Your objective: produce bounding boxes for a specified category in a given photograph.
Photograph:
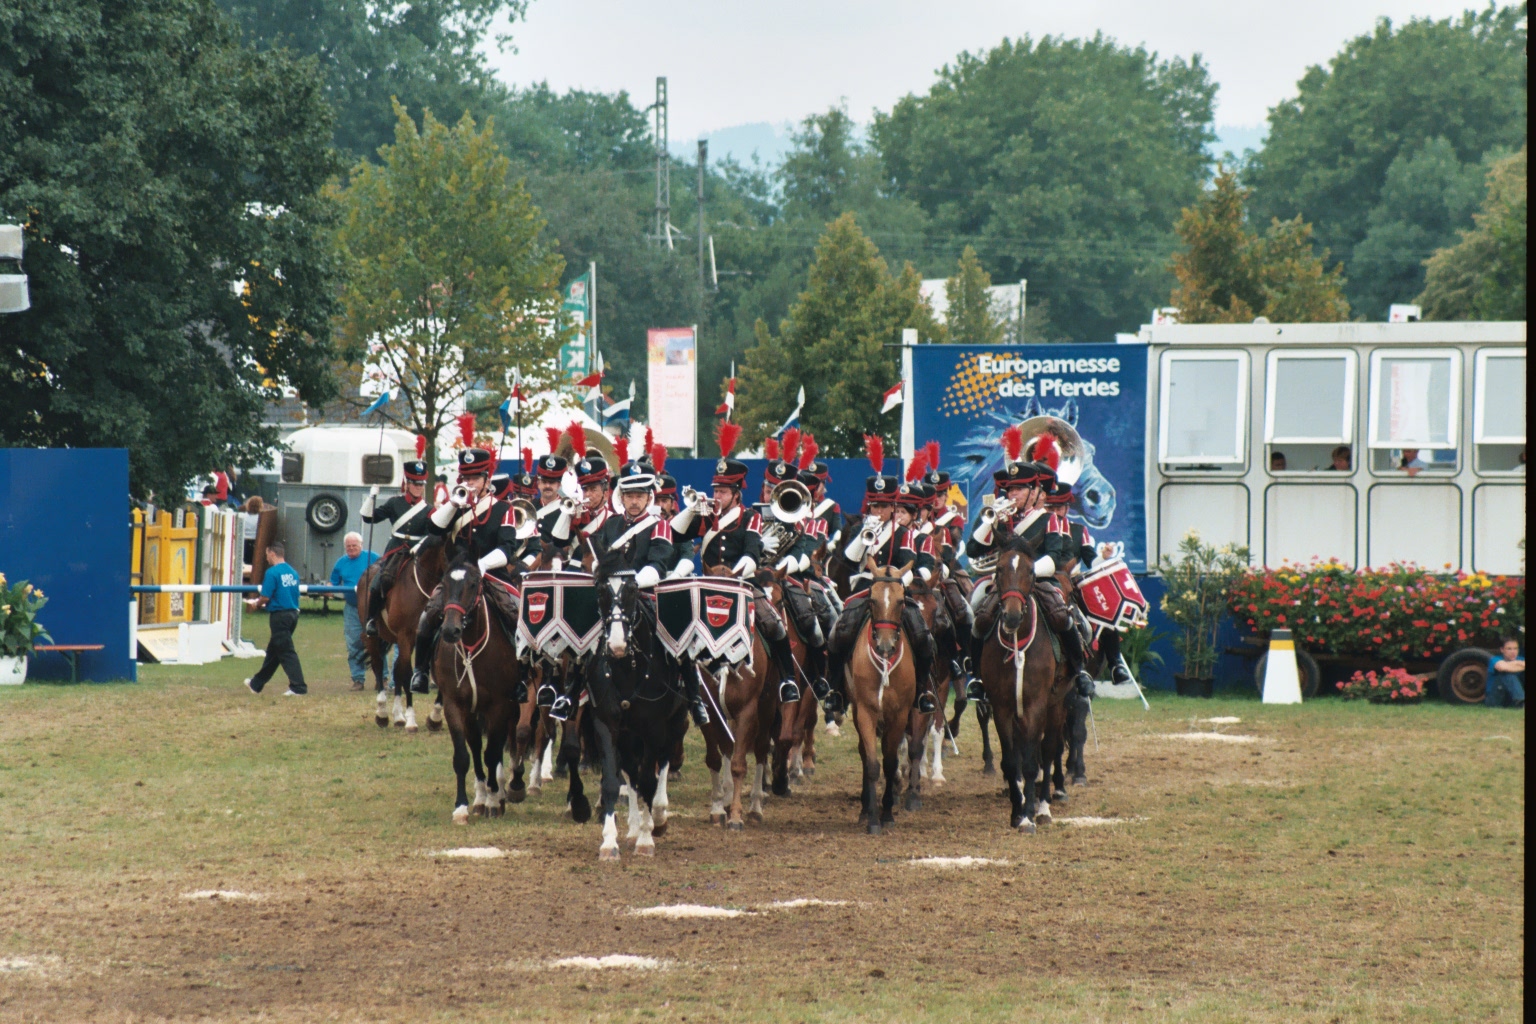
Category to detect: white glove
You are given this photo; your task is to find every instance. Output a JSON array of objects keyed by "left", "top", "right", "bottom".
[
  {"left": 796, "top": 554, "right": 811, "bottom": 574},
  {"left": 667, "top": 560, "right": 696, "bottom": 579},
  {"left": 1033, "top": 555, "right": 1056, "bottom": 578},
  {"left": 972, "top": 517, "right": 995, "bottom": 546},
  {"left": 430, "top": 502, "right": 457, "bottom": 528},
  {"left": 670, "top": 507, "right": 697, "bottom": 532},
  {"left": 477, "top": 549, "right": 508, "bottom": 574},
  {"left": 775, "top": 556, "right": 796, "bottom": 572},
  {"left": 369, "top": 484, "right": 380, "bottom": 496},
  {"left": 552, "top": 507, "right": 573, "bottom": 541},
  {"left": 761, "top": 531, "right": 781, "bottom": 555},
  {"left": 635, "top": 565, "right": 660, "bottom": 589},
  {"left": 522, "top": 552, "right": 539, "bottom": 567},
  {"left": 732, "top": 556, "right": 757, "bottom": 577},
  {"left": 360, "top": 491, "right": 378, "bottom": 517},
  {"left": 918, "top": 567, "right": 932, "bottom": 582},
  {"left": 900, "top": 570, "right": 914, "bottom": 587}
]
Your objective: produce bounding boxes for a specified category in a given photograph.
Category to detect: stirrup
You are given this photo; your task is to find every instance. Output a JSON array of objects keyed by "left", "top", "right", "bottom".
[
  {"left": 966, "top": 678, "right": 987, "bottom": 702},
  {"left": 535, "top": 682, "right": 558, "bottom": 707},
  {"left": 916, "top": 690, "right": 937, "bottom": 714},
  {"left": 514, "top": 680, "right": 528, "bottom": 704},
  {"left": 364, "top": 617, "right": 379, "bottom": 638},
  {"left": 778, "top": 678, "right": 801, "bottom": 704},
  {"left": 549, "top": 695, "right": 573, "bottom": 722},
  {"left": 823, "top": 690, "right": 846, "bottom": 715},
  {"left": 409, "top": 669, "right": 431, "bottom": 695},
  {"left": 809, "top": 676, "right": 832, "bottom": 702}
]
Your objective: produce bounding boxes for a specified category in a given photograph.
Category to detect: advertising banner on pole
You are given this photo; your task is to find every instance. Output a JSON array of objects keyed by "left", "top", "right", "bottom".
[
  {"left": 647, "top": 327, "right": 697, "bottom": 449},
  {"left": 910, "top": 344, "right": 1149, "bottom": 572},
  {"left": 559, "top": 273, "right": 591, "bottom": 379}
]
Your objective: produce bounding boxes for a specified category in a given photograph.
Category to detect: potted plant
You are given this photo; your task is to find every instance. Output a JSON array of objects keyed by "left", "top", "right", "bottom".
[
  {"left": 0, "top": 574, "right": 51, "bottom": 685},
  {"left": 1157, "top": 531, "right": 1249, "bottom": 697}
]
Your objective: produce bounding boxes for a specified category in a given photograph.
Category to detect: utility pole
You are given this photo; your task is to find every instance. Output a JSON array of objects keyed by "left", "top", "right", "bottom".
[
  {"left": 652, "top": 77, "right": 672, "bottom": 249},
  {"left": 697, "top": 139, "right": 707, "bottom": 296}
]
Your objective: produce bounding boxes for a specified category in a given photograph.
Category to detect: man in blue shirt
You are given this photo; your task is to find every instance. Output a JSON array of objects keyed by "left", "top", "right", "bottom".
[
  {"left": 1485, "top": 637, "right": 1525, "bottom": 708},
  {"left": 244, "top": 542, "right": 307, "bottom": 696},
  {"left": 330, "top": 532, "right": 379, "bottom": 691}
]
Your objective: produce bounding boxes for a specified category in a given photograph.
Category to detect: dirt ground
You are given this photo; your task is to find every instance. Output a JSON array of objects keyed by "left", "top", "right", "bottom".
[{"left": 0, "top": 616, "right": 1524, "bottom": 1023}]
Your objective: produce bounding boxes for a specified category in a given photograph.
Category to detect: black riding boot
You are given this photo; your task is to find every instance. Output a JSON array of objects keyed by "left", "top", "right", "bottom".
[
  {"left": 410, "top": 611, "right": 438, "bottom": 694},
  {"left": 766, "top": 633, "right": 800, "bottom": 704},
  {"left": 902, "top": 601, "right": 937, "bottom": 714},
  {"left": 681, "top": 663, "right": 710, "bottom": 728},
  {"left": 549, "top": 665, "right": 585, "bottom": 722},
  {"left": 967, "top": 629, "right": 990, "bottom": 702},
  {"left": 364, "top": 575, "right": 389, "bottom": 637},
  {"left": 804, "top": 643, "right": 832, "bottom": 705},
  {"left": 1057, "top": 622, "right": 1095, "bottom": 698}
]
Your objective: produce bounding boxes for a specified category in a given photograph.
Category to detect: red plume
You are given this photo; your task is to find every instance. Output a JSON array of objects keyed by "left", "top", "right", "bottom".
[
  {"left": 906, "top": 449, "right": 929, "bottom": 483},
  {"left": 522, "top": 447, "right": 534, "bottom": 474},
  {"left": 1002, "top": 424, "right": 1023, "bottom": 464},
  {"left": 1027, "top": 432, "right": 1061, "bottom": 471},
  {"left": 781, "top": 428, "right": 800, "bottom": 466},
  {"left": 864, "top": 434, "right": 885, "bottom": 475},
  {"left": 715, "top": 420, "right": 742, "bottom": 458},
  {"left": 614, "top": 435, "right": 630, "bottom": 466},
  {"left": 924, "top": 441, "right": 940, "bottom": 474},
  {"left": 545, "top": 426, "right": 562, "bottom": 455},
  {"left": 457, "top": 413, "right": 477, "bottom": 448},
  {"left": 650, "top": 444, "right": 667, "bottom": 474},
  {"left": 415, "top": 434, "right": 427, "bottom": 460},
  {"left": 565, "top": 422, "right": 587, "bottom": 458},
  {"left": 764, "top": 437, "right": 780, "bottom": 462},
  {"left": 644, "top": 426, "right": 655, "bottom": 454},
  {"left": 799, "top": 434, "right": 819, "bottom": 471}
]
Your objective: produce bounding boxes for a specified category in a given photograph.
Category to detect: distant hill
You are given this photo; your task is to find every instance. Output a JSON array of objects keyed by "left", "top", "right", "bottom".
[{"left": 670, "top": 120, "right": 795, "bottom": 168}]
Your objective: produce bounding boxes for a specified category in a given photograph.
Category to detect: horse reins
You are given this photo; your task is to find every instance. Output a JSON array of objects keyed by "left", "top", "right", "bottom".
[{"left": 445, "top": 587, "right": 491, "bottom": 713}]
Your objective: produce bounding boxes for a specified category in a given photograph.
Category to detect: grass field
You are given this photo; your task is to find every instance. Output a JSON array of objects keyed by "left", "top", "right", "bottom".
[{"left": 0, "top": 611, "right": 1523, "bottom": 1023}]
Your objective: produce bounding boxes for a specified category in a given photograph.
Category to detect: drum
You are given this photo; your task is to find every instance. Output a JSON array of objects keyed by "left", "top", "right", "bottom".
[
  {"left": 1074, "top": 557, "right": 1149, "bottom": 633},
  {"left": 654, "top": 576, "right": 756, "bottom": 666},
  {"left": 517, "top": 571, "right": 600, "bottom": 661}
]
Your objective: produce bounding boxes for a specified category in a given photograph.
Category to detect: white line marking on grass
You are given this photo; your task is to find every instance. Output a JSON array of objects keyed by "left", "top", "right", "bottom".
[
  {"left": 1161, "top": 733, "right": 1257, "bottom": 744},
  {"left": 1482, "top": 735, "right": 1514, "bottom": 741},
  {"left": 1201, "top": 717, "right": 1242, "bottom": 724},
  {"left": 628, "top": 904, "right": 749, "bottom": 919},
  {"left": 0, "top": 957, "right": 44, "bottom": 973},
  {"left": 549, "top": 955, "right": 671, "bottom": 971},
  {"left": 1056, "top": 816, "right": 1146, "bottom": 827},
  {"left": 905, "top": 856, "right": 1009, "bottom": 868},
  {"left": 760, "top": 898, "right": 850, "bottom": 909},
  {"left": 181, "top": 890, "right": 265, "bottom": 902},
  {"left": 427, "top": 847, "right": 525, "bottom": 859}
]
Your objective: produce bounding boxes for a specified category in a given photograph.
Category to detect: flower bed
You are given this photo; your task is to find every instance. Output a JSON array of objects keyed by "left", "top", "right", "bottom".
[
  {"left": 1226, "top": 561, "right": 1524, "bottom": 664},
  {"left": 1337, "top": 667, "right": 1427, "bottom": 704}
]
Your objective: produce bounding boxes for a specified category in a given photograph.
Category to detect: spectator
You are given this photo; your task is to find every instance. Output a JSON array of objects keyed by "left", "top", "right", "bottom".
[
  {"left": 241, "top": 496, "right": 263, "bottom": 568},
  {"left": 1399, "top": 448, "right": 1427, "bottom": 476},
  {"left": 1327, "top": 446, "right": 1352, "bottom": 471},
  {"left": 1269, "top": 450, "right": 1288, "bottom": 472},
  {"left": 1485, "top": 637, "right": 1524, "bottom": 708},
  {"left": 330, "top": 531, "right": 379, "bottom": 691},
  {"left": 211, "top": 469, "right": 230, "bottom": 504},
  {"left": 199, "top": 484, "right": 219, "bottom": 506},
  {"left": 434, "top": 473, "right": 450, "bottom": 507},
  {"left": 243, "top": 542, "right": 307, "bottom": 696}
]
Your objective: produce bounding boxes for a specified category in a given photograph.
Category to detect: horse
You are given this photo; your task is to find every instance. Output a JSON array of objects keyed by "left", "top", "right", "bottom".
[
  {"left": 974, "top": 534, "right": 1065, "bottom": 833},
  {"left": 845, "top": 560, "right": 918, "bottom": 835},
  {"left": 431, "top": 556, "right": 524, "bottom": 824},
  {"left": 360, "top": 540, "right": 446, "bottom": 733},
  {"left": 760, "top": 569, "right": 818, "bottom": 798},
  {"left": 902, "top": 578, "right": 953, "bottom": 811},
  {"left": 584, "top": 558, "right": 689, "bottom": 860},
  {"left": 697, "top": 568, "right": 778, "bottom": 830}
]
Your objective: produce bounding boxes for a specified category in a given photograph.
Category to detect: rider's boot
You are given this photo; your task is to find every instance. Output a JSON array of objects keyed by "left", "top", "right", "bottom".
[
  {"left": 967, "top": 631, "right": 989, "bottom": 702},
  {"left": 682, "top": 665, "right": 711, "bottom": 728},
  {"left": 535, "top": 667, "right": 559, "bottom": 707},
  {"left": 767, "top": 633, "right": 800, "bottom": 704},
  {"left": 409, "top": 611, "right": 438, "bottom": 694},
  {"left": 1057, "top": 622, "right": 1096, "bottom": 699},
  {"left": 804, "top": 643, "right": 832, "bottom": 706},
  {"left": 902, "top": 602, "right": 937, "bottom": 714}
]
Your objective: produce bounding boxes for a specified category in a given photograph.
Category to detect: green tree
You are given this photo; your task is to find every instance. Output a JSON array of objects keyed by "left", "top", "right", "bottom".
[
  {"left": 1169, "top": 168, "right": 1350, "bottom": 323},
  {"left": 0, "top": 0, "right": 342, "bottom": 499},
  {"left": 332, "top": 104, "right": 565, "bottom": 476},
  {"left": 216, "top": 0, "right": 526, "bottom": 159},
  {"left": 1418, "top": 146, "right": 1527, "bottom": 320},
  {"left": 1246, "top": 5, "right": 1527, "bottom": 312},
  {"left": 944, "top": 246, "right": 1006, "bottom": 346},
  {"left": 872, "top": 34, "right": 1216, "bottom": 341},
  {"left": 736, "top": 214, "right": 943, "bottom": 458}
]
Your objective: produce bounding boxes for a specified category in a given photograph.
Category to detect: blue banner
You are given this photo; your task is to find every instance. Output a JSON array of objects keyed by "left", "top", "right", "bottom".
[{"left": 910, "top": 344, "right": 1148, "bottom": 572}]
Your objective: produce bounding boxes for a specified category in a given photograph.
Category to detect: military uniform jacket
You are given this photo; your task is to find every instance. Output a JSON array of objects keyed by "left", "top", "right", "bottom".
[
  {"left": 857, "top": 523, "right": 934, "bottom": 578},
  {"left": 965, "top": 508, "right": 1047, "bottom": 563},
  {"left": 363, "top": 494, "right": 430, "bottom": 540},
  {"left": 677, "top": 504, "right": 764, "bottom": 571},
  {"left": 535, "top": 496, "right": 572, "bottom": 553},
  {"left": 1045, "top": 512, "right": 1096, "bottom": 570},
  {"left": 428, "top": 498, "right": 534, "bottom": 583},
  {"left": 811, "top": 497, "right": 843, "bottom": 552},
  {"left": 590, "top": 510, "right": 674, "bottom": 577},
  {"left": 778, "top": 518, "right": 828, "bottom": 579}
]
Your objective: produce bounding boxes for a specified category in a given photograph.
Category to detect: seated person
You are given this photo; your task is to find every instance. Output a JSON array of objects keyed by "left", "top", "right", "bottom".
[
  {"left": 1270, "top": 450, "right": 1288, "bottom": 473},
  {"left": 1485, "top": 637, "right": 1525, "bottom": 708},
  {"left": 1398, "top": 448, "right": 1428, "bottom": 476},
  {"left": 1327, "top": 446, "right": 1352, "bottom": 471}
]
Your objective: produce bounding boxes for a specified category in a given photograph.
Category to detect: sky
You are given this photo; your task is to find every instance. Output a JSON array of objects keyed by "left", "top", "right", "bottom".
[{"left": 488, "top": 0, "right": 1485, "bottom": 159}]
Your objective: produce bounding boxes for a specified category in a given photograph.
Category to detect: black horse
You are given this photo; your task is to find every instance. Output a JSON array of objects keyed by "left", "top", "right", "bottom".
[{"left": 583, "top": 551, "right": 689, "bottom": 861}]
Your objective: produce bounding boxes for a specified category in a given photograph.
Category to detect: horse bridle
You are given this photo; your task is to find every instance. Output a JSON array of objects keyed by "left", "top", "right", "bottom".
[{"left": 867, "top": 575, "right": 904, "bottom": 634}]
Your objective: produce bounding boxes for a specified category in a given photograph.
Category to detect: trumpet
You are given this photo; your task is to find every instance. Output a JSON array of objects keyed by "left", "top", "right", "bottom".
[
  {"left": 681, "top": 485, "right": 717, "bottom": 515},
  {"left": 450, "top": 484, "right": 473, "bottom": 508},
  {"left": 858, "top": 514, "right": 882, "bottom": 548},
  {"left": 557, "top": 495, "right": 583, "bottom": 517},
  {"left": 979, "top": 497, "right": 1016, "bottom": 524}
]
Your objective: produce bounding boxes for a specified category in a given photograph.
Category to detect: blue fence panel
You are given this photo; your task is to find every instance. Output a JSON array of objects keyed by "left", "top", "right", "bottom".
[{"left": 0, "top": 449, "right": 134, "bottom": 682}]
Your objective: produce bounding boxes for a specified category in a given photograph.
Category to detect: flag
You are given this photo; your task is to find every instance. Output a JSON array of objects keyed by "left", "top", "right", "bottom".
[
  {"left": 715, "top": 377, "right": 736, "bottom": 418},
  {"left": 880, "top": 382, "right": 904, "bottom": 414},
  {"left": 771, "top": 385, "right": 805, "bottom": 439},
  {"left": 362, "top": 389, "right": 392, "bottom": 416},
  {"left": 603, "top": 381, "right": 634, "bottom": 423},
  {"left": 575, "top": 370, "right": 603, "bottom": 405}
]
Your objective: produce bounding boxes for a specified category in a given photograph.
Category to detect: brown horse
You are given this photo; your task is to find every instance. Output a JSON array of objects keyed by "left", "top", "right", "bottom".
[
  {"left": 432, "top": 557, "right": 523, "bottom": 823},
  {"left": 760, "top": 570, "right": 819, "bottom": 798},
  {"left": 697, "top": 570, "right": 779, "bottom": 830},
  {"left": 846, "top": 562, "right": 918, "bottom": 834},
  {"left": 974, "top": 535, "right": 1064, "bottom": 833},
  {"left": 360, "top": 541, "right": 446, "bottom": 733},
  {"left": 901, "top": 579, "right": 952, "bottom": 811}
]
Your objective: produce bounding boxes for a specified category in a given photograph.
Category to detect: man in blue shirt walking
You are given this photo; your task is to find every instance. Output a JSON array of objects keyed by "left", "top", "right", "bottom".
[
  {"left": 330, "top": 532, "right": 379, "bottom": 691},
  {"left": 244, "top": 542, "right": 307, "bottom": 695}
]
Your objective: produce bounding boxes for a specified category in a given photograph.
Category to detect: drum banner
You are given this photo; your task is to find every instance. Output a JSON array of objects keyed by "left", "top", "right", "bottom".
[
  {"left": 654, "top": 577, "right": 755, "bottom": 665},
  {"left": 910, "top": 344, "right": 1148, "bottom": 572},
  {"left": 1074, "top": 557, "right": 1151, "bottom": 633},
  {"left": 517, "top": 571, "right": 601, "bottom": 660}
]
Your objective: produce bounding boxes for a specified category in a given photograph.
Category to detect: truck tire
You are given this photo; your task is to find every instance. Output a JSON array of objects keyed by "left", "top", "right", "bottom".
[
  {"left": 305, "top": 493, "right": 347, "bottom": 535},
  {"left": 1436, "top": 648, "right": 1490, "bottom": 705},
  {"left": 1253, "top": 648, "right": 1320, "bottom": 699}
]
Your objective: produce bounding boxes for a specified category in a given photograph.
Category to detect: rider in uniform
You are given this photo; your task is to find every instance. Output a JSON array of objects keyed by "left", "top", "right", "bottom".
[
  {"left": 800, "top": 434, "right": 845, "bottom": 562},
  {"left": 532, "top": 428, "right": 576, "bottom": 568},
  {"left": 823, "top": 435, "right": 938, "bottom": 715},
  {"left": 647, "top": 444, "right": 693, "bottom": 577},
  {"left": 360, "top": 453, "right": 433, "bottom": 639},
  {"left": 409, "top": 446, "right": 538, "bottom": 696},
  {"left": 669, "top": 422, "right": 801, "bottom": 705},
  {"left": 916, "top": 444, "right": 975, "bottom": 684}
]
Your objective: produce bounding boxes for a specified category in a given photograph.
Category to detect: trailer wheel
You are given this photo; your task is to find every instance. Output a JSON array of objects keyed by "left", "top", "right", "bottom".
[
  {"left": 1436, "top": 648, "right": 1490, "bottom": 705},
  {"left": 305, "top": 493, "right": 347, "bottom": 535},
  {"left": 1253, "top": 649, "right": 1320, "bottom": 699}
]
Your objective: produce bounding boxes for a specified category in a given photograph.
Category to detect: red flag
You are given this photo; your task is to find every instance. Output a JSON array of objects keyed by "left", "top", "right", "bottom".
[
  {"left": 880, "top": 382, "right": 904, "bottom": 415},
  {"left": 715, "top": 378, "right": 736, "bottom": 418}
]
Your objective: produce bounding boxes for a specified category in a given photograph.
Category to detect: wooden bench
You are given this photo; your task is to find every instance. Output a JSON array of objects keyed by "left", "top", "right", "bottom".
[{"left": 33, "top": 644, "right": 106, "bottom": 684}]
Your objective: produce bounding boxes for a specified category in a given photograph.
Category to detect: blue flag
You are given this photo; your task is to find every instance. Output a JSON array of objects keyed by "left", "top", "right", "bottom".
[
  {"left": 771, "top": 386, "right": 806, "bottom": 439},
  {"left": 363, "top": 389, "right": 392, "bottom": 416}
]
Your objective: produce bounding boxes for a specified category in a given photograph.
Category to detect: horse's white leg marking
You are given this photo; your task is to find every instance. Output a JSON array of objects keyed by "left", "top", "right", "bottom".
[
  {"left": 635, "top": 806, "right": 655, "bottom": 856},
  {"left": 539, "top": 739, "right": 555, "bottom": 782},
  {"left": 709, "top": 769, "right": 725, "bottom": 820},
  {"left": 930, "top": 724, "right": 946, "bottom": 784},
  {"left": 452, "top": 803, "right": 469, "bottom": 825},
  {"left": 652, "top": 762, "right": 670, "bottom": 831},
  {"left": 404, "top": 706, "right": 418, "bottom": 733},
  {"left": 788, "top": 746, "right": 804, "bottom": 781},
  {"left": 392, "top": 694, "right": 406, "bottom": 724},
  {"left": 599, "top": 812, "right": 620, "bottom": 861},
  {"left": 748, "top": 763, "right": 766, "bottom": 818},
  {"left": 472, "top": 777, "right": 488, "bottom": 812},
  {"left": 375, "top": 690, "right": 388, "bottom": 711},
  {"left": 427, "top": 702, "right": 443, "bottom": 725},
  {"left": 622, "top": 781, "right": 640, "bottom": 839},
  {"left": 1034, "top": 797, "right": 1052, "bottom": 824}
]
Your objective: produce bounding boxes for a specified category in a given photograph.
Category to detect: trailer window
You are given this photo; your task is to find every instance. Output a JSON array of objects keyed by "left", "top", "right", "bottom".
[
  {"left": 1473, "top": 348, "right": 1526, "bottom": 474},
  {"left": 1158, "top": 351, "right": 1248, "bottom": 468},
  {"left": 1264, "top": 351, "right": 1355, "bottom": 474},
  {"left": 280, "top": 452, "right": 304, "bottom": 483},
  {"left": 362, "top": 454, "right": 395, "bottom": 485},
  {"left": 1367, "top": 349, "right": 1459, "bottom": 474}
]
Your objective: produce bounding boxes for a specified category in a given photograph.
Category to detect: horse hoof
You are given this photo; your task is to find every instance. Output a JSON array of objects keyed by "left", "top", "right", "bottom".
[
  {"left": 488, "top": 804, "right": 504, "bottom": 818},
  {"left": 727, "top": 820, "right": 744, "bottom": 832},
  {"left": 904, "top": 793, "right": 922, "bottom": 813},
  {"left": 746, "top": 811, "right": 764, "bottom": 824},
  {"left": 1072, "top": 774, "right": 1088, "bottom": 787},
  {"left": 634, "top": 842, "right": 655, "bottom": 858},
  {"left": 425, "top": 717, "right": 443, "bottom": 733},
  {"left": 866, "top": 821, "right": 882, "bottom": 836},
  {"left": 825, "top": 723, "right": 841, "bottom": 738},
  {"left": 1035, "top": 810, "right": 1052, "bottom": 826},
  {"left": 570, "top": 796, "right": 592, "bottom": 824},
  {"left": 982, "top": 763, "right": 997, "bottom": 777},
  {"left": 471, "top": 804, "right": 487, "bottom": 818},
  {"left": 404, "top": 724, "right": 418, "bottom": 735},
  {"left": 771, "top": 779, "right": 790, "bottom": 798},
  {"left": 710, "top": 813, "right": 725, "bottom": 826},
  {"left": 599, "top": 847, "right": 621, "bottom": 862},
  {"left": 1050, "top": 790, "right": 1069, "bottom": 805},
  {"left": 802, "top": 764, "right": 816, "bottom": 777},
  {"left": 1016, "top": 819, "right": 1036, "bottom": 835},
  {"left": 881, "top": 811, "right": 895, "bottom": 825},
  {"left": 507, "top": 786, "right": 526, "bottom": 805},
  {"left": 526, "top": 783, "right": 543, "bottom": 798},
  {"left": 374, "top": 716, "right": 389, "bottom": 729},
  {"left": 668, "top": 770, "right": 680, "bottom": 781},
  {"left": 651, "top": 822, "right": 668, "bottom": 838},
  {"left": 452, "top": 806, "right": 469, "bottom": 825}
]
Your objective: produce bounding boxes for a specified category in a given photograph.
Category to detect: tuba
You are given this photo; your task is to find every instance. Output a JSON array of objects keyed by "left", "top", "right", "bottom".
[{"left": 761, "top": 479, "right": 813, "bottom": 552}]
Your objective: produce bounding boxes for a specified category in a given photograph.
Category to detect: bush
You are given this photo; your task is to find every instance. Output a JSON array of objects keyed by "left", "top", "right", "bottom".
[
  {"left": 1227, "top": 561, "right": 1524, "bottom": 663},
  {"left": 1159, "top": 531, "right": 1250, "bottom": 678},
  {"left": 1337, "top": 667, "right": 1427, "bottom": 704},
  {"left": 0, "top": 574, "right": 51, "bottom": 658}
]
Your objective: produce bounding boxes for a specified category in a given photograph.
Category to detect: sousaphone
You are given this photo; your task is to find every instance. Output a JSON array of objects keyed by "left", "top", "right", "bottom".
[{"left": 1018, "top": 415, "right": 1087, "bottom": 486}]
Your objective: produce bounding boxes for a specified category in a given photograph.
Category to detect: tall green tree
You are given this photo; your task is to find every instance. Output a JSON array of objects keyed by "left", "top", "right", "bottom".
[
  {"left": 216, "top": 0, "right": 526, "bottom": 159},
  {"left": 1418, "top": 146, "right": 1527, "bottom": 320},
  {"left": 332, "top": 104, "right": 565, "bottom": 476},
  {"left": 1169, "top": 168, "right": 1350, "bottom": 323},
  {"left": 872, "top": 34, "right": 1216, "bottom": 341},
  {"left": 0, "top": 0, "right": 343, "bottom": 499},
  {"left": 944, "top": 246, "right": 1007, "bottom": 347},
  {"left": 736, "top": 214, "right": 943, "bottom": 457},
  {"left": 1246, "top": 5, "right": 1527, "bottom": 312}
]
